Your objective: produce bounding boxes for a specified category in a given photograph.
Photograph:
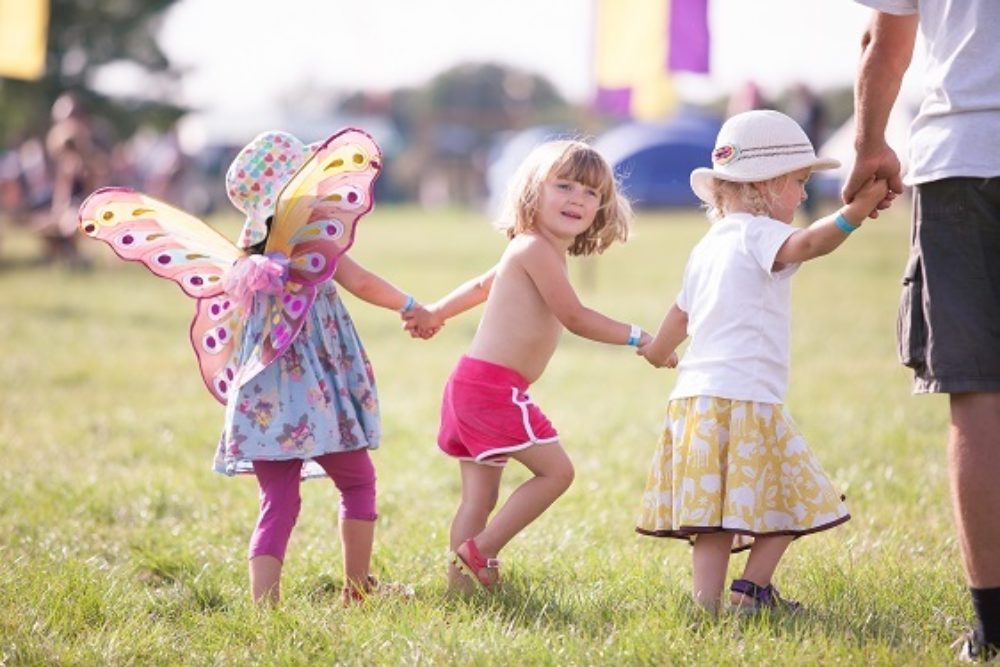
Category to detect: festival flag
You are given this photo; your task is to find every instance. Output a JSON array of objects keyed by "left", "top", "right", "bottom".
[
  {"left": 0, "top": 0, "right": 49, "bottom": 80},
  {"left": 594, "top": 0, "right": 710, "bottom": 120}
]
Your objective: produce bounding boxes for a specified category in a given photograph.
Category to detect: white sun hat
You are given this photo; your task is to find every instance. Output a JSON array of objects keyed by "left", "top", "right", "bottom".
[{"left": 690, "top": 109, "right": 840, "bottom": 204}]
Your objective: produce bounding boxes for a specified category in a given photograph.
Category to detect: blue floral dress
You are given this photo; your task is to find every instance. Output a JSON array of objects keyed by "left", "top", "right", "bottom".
[{"left": 214, "top": 281, "right": 380, "bottom": 479}]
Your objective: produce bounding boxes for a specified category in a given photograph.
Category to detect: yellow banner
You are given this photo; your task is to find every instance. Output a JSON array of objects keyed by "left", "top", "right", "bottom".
[
  {"left": 594, "top": 0, "right": 676, "bottom": 120},
  {"left": 0, "top": 0, "right": 49, "bottom": 80}
]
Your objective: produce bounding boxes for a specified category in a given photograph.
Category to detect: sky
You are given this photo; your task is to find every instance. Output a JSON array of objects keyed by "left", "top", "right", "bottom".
[{"left": 139, "top": 0, "right": 925, "bottom": 144}]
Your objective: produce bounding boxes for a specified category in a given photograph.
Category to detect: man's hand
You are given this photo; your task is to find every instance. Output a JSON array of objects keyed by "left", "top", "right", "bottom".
[{"left": 842, "top": 143, "right": 903, "bottom": 219}]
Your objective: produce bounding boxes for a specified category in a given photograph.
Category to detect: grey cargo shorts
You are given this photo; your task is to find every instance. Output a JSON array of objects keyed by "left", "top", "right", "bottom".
[{"left": 898, "top": 177, "right": 1000, "bottom": 394}]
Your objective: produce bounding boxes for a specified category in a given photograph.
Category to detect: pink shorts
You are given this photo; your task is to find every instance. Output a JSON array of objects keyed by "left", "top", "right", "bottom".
[{"left": 438, "top": 355, "right": 559, "bottom": 466}]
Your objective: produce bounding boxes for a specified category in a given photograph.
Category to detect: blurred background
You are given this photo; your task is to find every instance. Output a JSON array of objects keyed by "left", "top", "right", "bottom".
[{"left": 0, "top": 0, "right": 922, "bottom": 265}]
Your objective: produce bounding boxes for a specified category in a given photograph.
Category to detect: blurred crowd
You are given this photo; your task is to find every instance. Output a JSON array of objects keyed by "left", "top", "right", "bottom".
[
  {"left": 0, "top": 93, "right": 232, "bottom": 266},
  {"left": 0, "top": 81, "right": 837, "bottom": 267}
]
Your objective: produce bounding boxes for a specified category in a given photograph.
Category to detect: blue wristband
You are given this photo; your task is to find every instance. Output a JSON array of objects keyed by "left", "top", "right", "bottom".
[
  {"left": 400, "top": 294, "right": 416, "bottom": 312},
  {"left": 835, "top": 212, "right": 859, "bottom": 234},
  {"left": 626, "top": 323, "right": 642, "bottom": 347}
]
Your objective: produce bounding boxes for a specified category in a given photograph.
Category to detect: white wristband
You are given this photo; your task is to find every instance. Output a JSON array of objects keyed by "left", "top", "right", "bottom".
[{"left": 626, "top": 323, "right": 642, "bottom": 346}]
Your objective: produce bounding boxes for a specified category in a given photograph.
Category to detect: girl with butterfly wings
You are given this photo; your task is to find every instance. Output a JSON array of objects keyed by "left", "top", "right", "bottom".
[{"left": 79, "top": 129, "right": 431, "bottom": 605}]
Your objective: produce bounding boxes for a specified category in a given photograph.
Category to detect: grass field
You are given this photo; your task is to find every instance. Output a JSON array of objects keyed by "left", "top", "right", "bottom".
[{"left": 0, "top": 204, "right": 965, "bottom": 665}]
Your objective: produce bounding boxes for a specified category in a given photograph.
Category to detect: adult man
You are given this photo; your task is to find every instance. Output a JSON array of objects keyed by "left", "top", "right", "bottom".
[{"left": 844, "top": 2, "right": 1000, "bottom": 660}]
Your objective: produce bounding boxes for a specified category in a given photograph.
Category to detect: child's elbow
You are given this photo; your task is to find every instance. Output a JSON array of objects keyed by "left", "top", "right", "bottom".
[
  {"left": 560, "top": 308, "right": 592, "bottom": 336},
  {"left": 351, "top": 273, "right": 376, "bottom": 298},
  {"left": 781, "top": 238, "right": 824, "bottom": 264},
  {"left": 803, "top": 239, "right": 835, "bottom": 261},
  {"left": 560, "top": 315, "right": 581, "bottom": 334}
]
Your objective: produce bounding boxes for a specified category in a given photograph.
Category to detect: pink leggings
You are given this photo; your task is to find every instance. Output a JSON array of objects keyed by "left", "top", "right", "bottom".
[{"left": 248, "top": 449, "right": 377, "bottom": 562}]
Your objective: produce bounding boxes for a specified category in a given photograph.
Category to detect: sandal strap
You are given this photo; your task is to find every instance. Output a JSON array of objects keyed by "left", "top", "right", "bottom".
[
  {"left": 730, "top": 578, "right": 766, "bottom": 600},
  {"left": 464, "top": 539, "right": 501, "bottom": 571},
  {"left": 731, "top": 579, "right": 801, "bottom": 610}
]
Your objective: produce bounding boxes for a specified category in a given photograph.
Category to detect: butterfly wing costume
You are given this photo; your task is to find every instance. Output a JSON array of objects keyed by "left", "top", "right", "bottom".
[
  {"left": 80, "top": 129, "right": 382, "bottom": 478},
  {"left": 79, "top": 129, "right": 383, "bottom": 476}
]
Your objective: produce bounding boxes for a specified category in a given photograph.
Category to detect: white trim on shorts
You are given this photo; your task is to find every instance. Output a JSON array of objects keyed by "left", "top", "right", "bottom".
[
  {"left": 440, "top": 386, "right": 559, "bottom": 467},
  {"left": 469, "top": 387, "right": 559, "bottom": 464}
]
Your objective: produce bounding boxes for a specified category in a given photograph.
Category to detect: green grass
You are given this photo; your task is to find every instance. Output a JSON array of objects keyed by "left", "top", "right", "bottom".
[{"left": 0, "top": 205, "right": 964, "bottom": 665}]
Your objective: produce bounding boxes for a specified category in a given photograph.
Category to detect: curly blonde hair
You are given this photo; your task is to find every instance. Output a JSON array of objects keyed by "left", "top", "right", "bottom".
[
  {"left": 703, "top": 172, "right": 799, "bottom": 221},
  {"left": 496, "top": 140, "right": 632, "bottom": 256}
]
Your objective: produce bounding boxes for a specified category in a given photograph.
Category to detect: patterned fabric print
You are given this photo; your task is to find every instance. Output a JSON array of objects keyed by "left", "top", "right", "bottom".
[
  {"left": 225, "top": 131, "right": 310, "bottom": 249},
  {"left": 214, "top": 281, "right": 379, "bottom": 479},
  {"left": 636, "top": 396, "right": 849, "bottom": 551}
]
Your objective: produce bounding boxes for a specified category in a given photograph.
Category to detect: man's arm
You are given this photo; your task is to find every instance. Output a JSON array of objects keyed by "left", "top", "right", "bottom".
[{"left": 842, "top": 11, "right": 919, "bottom": 212}]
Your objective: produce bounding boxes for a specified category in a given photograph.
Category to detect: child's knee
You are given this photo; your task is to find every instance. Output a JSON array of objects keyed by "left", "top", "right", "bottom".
[
  {"left": 255, "top": 466, "right": 303, "bottom": 535},
  {"left": 338, "top": 482, "right": 377, "bottom": 522},
  {"left": 549, "top": 458, "right": 575, "bottom": 492},
  {"left": 462, "top": 487, "right": 500, "bottom": 515},
  {"left": 250, "top": 497, "right": 301, "bottom": 561},
  {"left": 327, "top": 450, "right": 378, "bottom": 521},
  {"left": 484, "top": 486, "right": 500, "bottom": 510}
]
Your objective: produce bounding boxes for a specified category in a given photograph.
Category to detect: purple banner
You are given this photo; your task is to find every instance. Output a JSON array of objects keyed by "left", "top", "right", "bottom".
[
  {"left": 594, "top": 87, "right": 633, "bottom": 117},
  {"left": 667, "top": 0, "right": 710, "bottom": 73}
]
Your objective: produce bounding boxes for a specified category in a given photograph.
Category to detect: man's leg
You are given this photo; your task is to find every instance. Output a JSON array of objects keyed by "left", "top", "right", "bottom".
[{"left": 950, "top": 392, "right": 1000, "bottom": 650}]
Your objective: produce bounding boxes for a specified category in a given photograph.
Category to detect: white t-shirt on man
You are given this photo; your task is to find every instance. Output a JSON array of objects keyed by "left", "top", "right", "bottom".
[
  {"left": 855, "top": 0, "right": 1000, "bottom": 184},
  {"left": 671, "top": 213, "right": 799, "bottom": 405}
]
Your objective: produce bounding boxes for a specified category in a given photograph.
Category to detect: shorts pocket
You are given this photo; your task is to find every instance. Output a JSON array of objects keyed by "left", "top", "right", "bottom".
[{"left": 896, "top": 253, "right": 926, "bottom": 370}]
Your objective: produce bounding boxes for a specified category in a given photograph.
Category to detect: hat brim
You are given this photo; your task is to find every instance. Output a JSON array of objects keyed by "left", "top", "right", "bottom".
[{"left": 690, "top": 156, "right": 841, "bottom": 204}]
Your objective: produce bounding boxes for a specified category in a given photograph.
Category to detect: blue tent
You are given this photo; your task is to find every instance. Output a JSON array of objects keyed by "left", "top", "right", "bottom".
[{"left": 595, "top": 110, "right": 722, "bottom": 208}]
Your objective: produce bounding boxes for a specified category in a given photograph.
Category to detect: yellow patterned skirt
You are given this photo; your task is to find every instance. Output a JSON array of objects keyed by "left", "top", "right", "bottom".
[{"left": 636, "top": 396, "right": 849, "bottom": 552}]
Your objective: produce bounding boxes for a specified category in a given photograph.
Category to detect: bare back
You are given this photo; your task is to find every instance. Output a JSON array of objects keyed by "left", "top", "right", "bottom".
[{"left": 467, "top": 235, "right": 563, "bottom": 383}]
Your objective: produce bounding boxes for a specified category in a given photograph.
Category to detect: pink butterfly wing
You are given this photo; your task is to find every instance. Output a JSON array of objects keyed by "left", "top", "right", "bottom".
[
  {"left": 190, "top": 292, "right": 246, "bottom": 403},
  {"left": 236, "top": 283, "right": 318, "bottom": 386},
  {"left": 80, "top": 187, "right": 245, "bottom": 404},
  {"left": 268, "top": 128, "right": 382, "bottom": 285},
  {"left": 79, "top": 188, "right": 242, "bottom": 298},
  {"left": 233, "top": 129, "right": 382, "bottom": 391}
]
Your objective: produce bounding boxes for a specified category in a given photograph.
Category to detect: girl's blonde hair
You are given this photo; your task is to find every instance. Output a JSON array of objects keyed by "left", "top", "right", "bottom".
[
  {"left": 703, "top": 171, "right": 799, "bottom": 221},
  {"left": 496, "top": 140, "right": 632, "bottom": 256}
]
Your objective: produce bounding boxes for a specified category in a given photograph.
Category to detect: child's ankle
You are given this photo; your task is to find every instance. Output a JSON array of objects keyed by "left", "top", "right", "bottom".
[{"left": 462, "top": 537, "right": 497, "bottom": 559}]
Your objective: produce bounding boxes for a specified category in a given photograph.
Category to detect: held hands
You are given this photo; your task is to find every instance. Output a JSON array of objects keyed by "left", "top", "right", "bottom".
[
  {"left": 402, "top": 303, "right": 444, "bottom": 339},
  {"left": 845, "top": 176, "right": 891, "bottom": 223},
  {"left": 636, "top": 339, "right": 678, "bottom": 369},
  {"left": 842, "top": 144, "right": 903, "bottom": 219},
  {"left": 634, "top": 303, "right": 687, "bottom": 369},
  {"left": 634, "top": 329, "right": 679, "bottom": 369}
]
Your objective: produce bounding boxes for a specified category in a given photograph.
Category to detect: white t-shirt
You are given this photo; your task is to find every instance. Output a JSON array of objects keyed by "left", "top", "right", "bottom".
[
  {"left": 855, "top": 0, "right": 1000, "bottom": 184},
  {"left": 671, "top": 213, "right": 799, "bottom": 405}
]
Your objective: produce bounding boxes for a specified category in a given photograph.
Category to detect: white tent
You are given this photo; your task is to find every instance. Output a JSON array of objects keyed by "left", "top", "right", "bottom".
[{"left": 814, "top": 102, "right": 915, "bottom": 197}]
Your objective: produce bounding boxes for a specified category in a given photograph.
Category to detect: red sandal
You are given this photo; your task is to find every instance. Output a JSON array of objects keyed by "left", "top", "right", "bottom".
[{"left": 450, "top": 539, "right": 500, "bottom": 590}]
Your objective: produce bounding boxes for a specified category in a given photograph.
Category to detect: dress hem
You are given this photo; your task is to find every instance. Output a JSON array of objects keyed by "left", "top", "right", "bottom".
[
  {"left": 634, "top": 513, "right": 851, "bottom": 553},
  {"left": 214, "top": 442, "right": 379, "bottom": 479}
]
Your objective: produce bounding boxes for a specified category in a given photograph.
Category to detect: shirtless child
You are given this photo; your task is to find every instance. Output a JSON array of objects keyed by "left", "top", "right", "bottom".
[{"left": 405, "top": 139, "right": 649, "bottom": 593}]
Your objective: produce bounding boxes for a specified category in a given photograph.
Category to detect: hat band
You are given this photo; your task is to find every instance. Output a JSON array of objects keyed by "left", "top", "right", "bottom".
[{"left": 724, "top": 142, "right": 813, "bottom": 165}]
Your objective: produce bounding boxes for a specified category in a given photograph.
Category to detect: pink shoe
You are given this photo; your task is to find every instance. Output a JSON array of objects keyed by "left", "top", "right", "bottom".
[{"left": 450, "top": 539, "right": 500, "bottom": 591}]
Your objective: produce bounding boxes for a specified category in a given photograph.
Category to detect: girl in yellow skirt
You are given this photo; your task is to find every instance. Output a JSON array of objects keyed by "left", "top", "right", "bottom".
[{"left": 635, "top": 110, "right": 891, "bottom": 613}]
